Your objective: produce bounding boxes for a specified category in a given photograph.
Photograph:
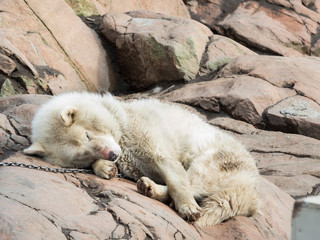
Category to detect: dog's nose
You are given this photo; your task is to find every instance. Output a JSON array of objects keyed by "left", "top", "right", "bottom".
[
  {"left": 100, "top": 148, "right": 120, "bottom": 161},
  {"left": 109, "top": 151, "right": 119, "bottom": 161}
]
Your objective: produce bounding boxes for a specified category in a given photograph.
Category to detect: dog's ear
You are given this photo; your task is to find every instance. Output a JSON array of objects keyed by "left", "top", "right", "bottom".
[
  {"left": 60, "top": 106, "right": 78, "bottom": 127},
  {"left": 23, "top": 141, "right": 45, "bottom": 157}
]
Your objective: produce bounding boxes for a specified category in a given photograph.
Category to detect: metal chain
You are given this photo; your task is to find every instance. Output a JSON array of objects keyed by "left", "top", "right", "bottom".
[
  {"left": 0, "top": 161, "right": 128, "bottom": 179},
  {"left": 0, "top": 161, "right": 94, "bottom": 174}
]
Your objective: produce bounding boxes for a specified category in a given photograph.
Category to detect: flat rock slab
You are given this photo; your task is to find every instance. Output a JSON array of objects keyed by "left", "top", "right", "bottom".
[
  {"left": 0, "top": 153, "right": 293, "bottom": 240},
  {"left": 219, "top": 55, "right": 320, "bottom": 105}
]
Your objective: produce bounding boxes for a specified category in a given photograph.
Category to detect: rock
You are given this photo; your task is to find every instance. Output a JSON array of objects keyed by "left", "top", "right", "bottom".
[
  {"left": 0, "top": 0, "right": 116, "bottom": 95},
  {"left": 0, "top": 152, "right": 293, "bottom": 240},
  {"left": 219, "top": 56, "right": 320, "bottom": 104},
  {"left": 100, "top": 11, "right": 212, "bottom": 89},
  {"left": 199, "top": 35, "right": 257, "bottom": 77},
  {"left": 2, "top": 0, "right": 320, "bottom": 238},
  {"left": 264, "top": 174, "right": 320, "bottom": 197},
  {"left": 161, "top": 76, "right": 295, "bottom": 126},
  {"left": 266, "top": 95, "right": 320, "bottom": 140},
  {"left": 25, "top": 0, "right": 116, "bottom": 91},
  {"left": 0, "top": 29, "right": 39, "bottom": 77},
  {"left": 143, "top": 54, "right": 320, "bottom": 132},
  {"left": 83, "top": 0, "right": 191, "bottom": 19},
  {"left": 0, "top": 94, "right": 51, "bottom": 151},
  {"left": 65, "top": 0, "right": 99, "bottom": 17},
  {"left": 0, "top": 79, "right": 20, "bottom": 97},
  {"left": 186, "top": 0, "right": 320, "bottom": 56},
  {"left": 0, "top": 53, "right": 16, "bottom": 75}
]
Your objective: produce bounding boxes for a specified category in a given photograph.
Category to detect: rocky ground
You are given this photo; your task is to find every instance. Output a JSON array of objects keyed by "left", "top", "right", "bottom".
[{"left": 1, "top": 0, "right": 320, "bottom": 239}]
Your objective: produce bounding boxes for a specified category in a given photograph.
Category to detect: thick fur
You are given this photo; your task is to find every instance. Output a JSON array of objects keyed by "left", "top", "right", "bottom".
[{"left": 24, "top": 92, "right": 260, "bottom": 226}]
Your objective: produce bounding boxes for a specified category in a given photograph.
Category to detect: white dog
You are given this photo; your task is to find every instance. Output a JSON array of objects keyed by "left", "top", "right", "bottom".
[{"left": 24, "top": 92, "right": 259, "bottom": 226}]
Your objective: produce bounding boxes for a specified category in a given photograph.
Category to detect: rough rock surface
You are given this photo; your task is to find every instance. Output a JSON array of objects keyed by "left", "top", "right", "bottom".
[
  {"left": 199, "top": 34, "right": 257, "bottom": 78},
  {"left": 0, "top": 0, "right": 116, "bottom": 96},
  {"left": 0, "top": 94, "right": 51, "bottom": 151},
  {"left": 186, "top": 0, "right": 320, "bottom": 56},
  {"left": 0, "top": 153, "right": 293, "bottom": 240}
]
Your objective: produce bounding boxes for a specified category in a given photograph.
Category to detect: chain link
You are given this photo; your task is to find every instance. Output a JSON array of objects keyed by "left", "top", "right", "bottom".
[{"left": 0, "top": 161, "right": 94, "bottom": 174}]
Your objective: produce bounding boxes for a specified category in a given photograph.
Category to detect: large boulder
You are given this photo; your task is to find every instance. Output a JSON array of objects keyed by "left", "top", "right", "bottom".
[
  {"left": 0, "top": 0, "right": 116, "bottom": 96},
  {"left": 186, "top": 0, "right": 320, "bottom": 56},
  {"left": 100, "top": 11, "right": 212, "bottom": 89}
]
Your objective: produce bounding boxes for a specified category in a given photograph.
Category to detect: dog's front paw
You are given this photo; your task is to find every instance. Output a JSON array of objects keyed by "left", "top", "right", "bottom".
[
  {"left": 178, "top": 203, "right": 201, "bottom": 222},
  {"left": 137, "top": 177, "right": 156, "bottom": 198},
  {"left": 92, "top": 159, "right": 118, "bottom": 179}
]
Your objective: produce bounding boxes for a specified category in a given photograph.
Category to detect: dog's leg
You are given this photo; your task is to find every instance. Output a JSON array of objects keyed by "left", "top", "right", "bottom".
[
  {"left": 137, "top": 176, "right": 170, "bottom": 202},
  {"left": 122, "top": 129, "right": 201, "bottom": 221},
  {"left": 155, "top": 159, "right": 201, "bottom": 222}
]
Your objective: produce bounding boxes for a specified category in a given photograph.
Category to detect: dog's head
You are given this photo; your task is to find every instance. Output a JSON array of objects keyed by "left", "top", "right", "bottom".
[{"left": 24, "top": 94, "right": 122, "bottom": 168}]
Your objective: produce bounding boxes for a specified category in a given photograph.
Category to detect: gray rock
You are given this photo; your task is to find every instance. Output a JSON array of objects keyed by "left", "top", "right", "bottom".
[{"left": 267, "top": 96, "right": 320, "bottom": 139}]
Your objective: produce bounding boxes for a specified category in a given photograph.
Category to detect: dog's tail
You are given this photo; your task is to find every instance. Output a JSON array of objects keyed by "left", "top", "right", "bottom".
[{"left": 196, "top": 177, "right": 260, "bottom": 226}]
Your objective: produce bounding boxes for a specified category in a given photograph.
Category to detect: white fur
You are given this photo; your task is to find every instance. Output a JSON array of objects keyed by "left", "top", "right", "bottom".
[{"left": 24, "top": 92, "right": 260, "bottom": 226}]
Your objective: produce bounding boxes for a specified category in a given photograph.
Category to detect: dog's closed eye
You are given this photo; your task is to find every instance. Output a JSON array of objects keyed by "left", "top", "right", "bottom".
[{"left": 85, "top": 132, "right": 91, "bottom": 141}]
